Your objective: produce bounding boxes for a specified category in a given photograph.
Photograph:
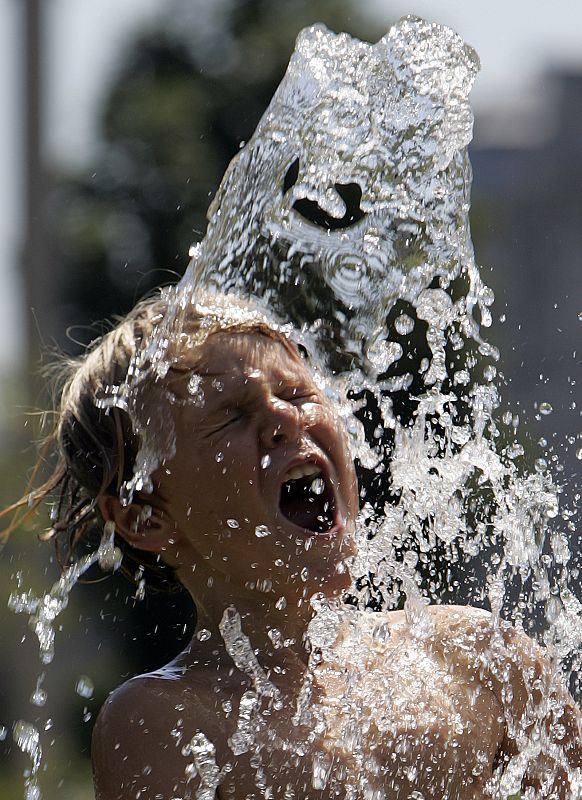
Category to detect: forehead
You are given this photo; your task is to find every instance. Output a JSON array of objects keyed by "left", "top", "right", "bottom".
[{"left": 172, "top": 329, "right": 310, "bottom": 385}]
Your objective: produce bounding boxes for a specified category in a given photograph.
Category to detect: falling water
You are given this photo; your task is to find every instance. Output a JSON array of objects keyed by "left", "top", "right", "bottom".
[
  {"left": 182, "top": 16, "right": 578, "bottom": 795},
  {"left": 7, "top": 523, "right": 123, "bottom": 798},
  {"left": 173, "top": 14, "right": 580, "bottom": 652},
  {"left": 8, "top": 14, "right": 581, "bottom": 798}
]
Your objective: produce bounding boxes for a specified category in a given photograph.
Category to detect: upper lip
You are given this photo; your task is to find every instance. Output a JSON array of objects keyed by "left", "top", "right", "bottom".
[
  {"left": 278, "top": 450, "right": 330, "bottom": 487},
  {"left": 282, "top": 461, "right": 324, "bottom": 483}
]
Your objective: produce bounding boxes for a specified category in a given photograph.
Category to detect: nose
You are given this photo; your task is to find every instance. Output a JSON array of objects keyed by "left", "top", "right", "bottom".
[{"left": 258, "top": 396, "right": 302, "bottom": 449}]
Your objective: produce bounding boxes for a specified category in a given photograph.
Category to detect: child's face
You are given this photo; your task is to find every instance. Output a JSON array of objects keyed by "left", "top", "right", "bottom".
[{"left": 153, "top": 330, "right": 359, "bottom": 599}]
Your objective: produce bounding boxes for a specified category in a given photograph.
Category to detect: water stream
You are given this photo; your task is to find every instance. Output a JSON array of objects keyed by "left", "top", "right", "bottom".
[{"left": 8, "top": 15, "right": 581, "bottom": 799}]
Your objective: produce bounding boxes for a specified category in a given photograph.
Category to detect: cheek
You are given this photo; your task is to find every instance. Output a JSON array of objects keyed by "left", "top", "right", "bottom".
[{"left": 216, "top": 448, "right": 259, "bottom": 489}]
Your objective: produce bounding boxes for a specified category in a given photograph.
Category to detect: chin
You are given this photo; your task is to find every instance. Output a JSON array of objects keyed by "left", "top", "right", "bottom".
[{"left": 306, "top": 547, "right": 355, "bottom": 598}]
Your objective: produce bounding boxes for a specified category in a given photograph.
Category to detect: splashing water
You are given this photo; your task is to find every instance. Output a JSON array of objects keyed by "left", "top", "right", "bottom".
[
  {"left": 219, "top": 606, "right": 279, "bottom": 701},
  {"left": 12, "top": 721, "right": 41, "bottom": 800},
  {"left": 8, "top": 523, "right": 123, "bottom": 798},
  {"left": 191, "top": 16, "right": 578, "bottom": 795},
  {"left": 187, "top": 17, "right": 489, "bottom": 370},
  {"left": 10, "top": 15, "right": 581, "bottom": 798},
  {"left": 9, "top": 522, "right": 122, "bottom": 664},
  {"left": 183, "top": 731, "right": 228, "bottom": 800},
  {"left": 172, "top": 15, "right": 577, "bottom": 665}
]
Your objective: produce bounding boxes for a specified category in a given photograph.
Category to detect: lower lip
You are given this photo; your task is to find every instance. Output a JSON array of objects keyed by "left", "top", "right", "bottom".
[{"left": 280, "top": 510, "right": 344, "bottom": 540}]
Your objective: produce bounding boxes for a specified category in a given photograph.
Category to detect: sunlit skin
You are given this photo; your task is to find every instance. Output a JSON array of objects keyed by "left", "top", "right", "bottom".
[{"left": 94, "top": 332, "right": 581, "bottom": 800}]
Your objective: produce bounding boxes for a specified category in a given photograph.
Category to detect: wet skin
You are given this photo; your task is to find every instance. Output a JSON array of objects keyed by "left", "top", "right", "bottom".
[
  {"left": 94, "top": 332, "right": 581, "bottom": 800},
  {"left": 152, "top": 331, "right": 359, "bottom": 605}
]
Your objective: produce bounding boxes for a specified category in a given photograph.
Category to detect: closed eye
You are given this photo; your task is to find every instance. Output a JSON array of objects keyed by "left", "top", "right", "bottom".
[
  {"left": 284, "top": 392, "right": 319, "bottom": 406},
  {"left": 205, "top": 411, "right": 243, "bottom": 438}
]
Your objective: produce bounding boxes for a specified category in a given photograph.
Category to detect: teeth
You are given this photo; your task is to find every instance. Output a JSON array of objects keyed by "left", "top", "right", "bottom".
[{"left": 283, "top": 463, "right": 322, "bottom": 482}]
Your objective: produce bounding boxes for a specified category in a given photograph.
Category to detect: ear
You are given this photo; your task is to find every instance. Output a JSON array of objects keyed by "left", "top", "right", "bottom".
[{"left": 98, "top": 495, "right": 176, "bottom": 554}]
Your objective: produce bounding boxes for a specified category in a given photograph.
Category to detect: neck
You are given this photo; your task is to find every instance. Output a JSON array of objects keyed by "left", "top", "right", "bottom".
[{"left": 176, "top": 560, "right": 341, "bottom": 686}]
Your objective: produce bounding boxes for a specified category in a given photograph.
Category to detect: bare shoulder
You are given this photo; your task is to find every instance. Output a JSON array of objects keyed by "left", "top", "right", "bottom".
[
  {"left": 364, "top": 603, "right": 492, "bottom": 641},
  {"left": 405, "top": 604, "right": 548, "bottom": 673},
  {"left": 366, "top": 604, "right": 552, "bottom": 686},
  {"left": 92, "top": 670, "right": 221, "bottom": 800},
  {"left": 423, "top": 605, "right": 582, "bottom": 782},
  {"left": 427, "top": 603, "right": 496, "bottom": 650}
]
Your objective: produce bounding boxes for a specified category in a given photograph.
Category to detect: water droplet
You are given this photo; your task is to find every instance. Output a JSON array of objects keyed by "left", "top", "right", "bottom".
[
  {"left": 453, "top": 369, "right": 470, "bottom": 386},
  {"left": 75, "top": 676, "right": 94, "bottom": 699},
  {"left": 13, "top": 720, "right": 40, "bottom": 765},
  {"left": 25, "top": 785, "right": 41, "bottom": 800},
  {"left": 215, "top": 451, "right": 224, "bottom": 463},
  {"left": 546, "top": 596, "right": 562, "bottom": 624},
  {"left": 539, "top": 402, "right": 553, "bottom": 415},
  {"left": 506, "top": 443, "right": 524, "bottom": 459},
  {"left": 227, "top": 518, "right": 239, "bottom": 529},
  {"left": 275, "top": 596, "right": 287, "bottom": 610},
  {"left": 98, "top": 543, "right": 123, "bottom": 572},
  {"left": 534, "top": 458, "right": 547, "bottom": 472},
  {"left": 576, "top": 447, "right": 582, "bottom": 461},
  {"left": 310, "top": 477, "right": 325, "bottom": 495},
  {"left": 312, "top": 751, "right": 332, "bottom": 790},
  {"left": 394, "top": 313, "right": 415, "bottom": 335},
  {"left": 221, "top": 699, "right": 233, "bottom": 714},
  {"left": 196, "top": 628, "right": 211, "bottom": 642},
  {"left": 267, "top": 627, "right": 282, "bottom": 648},
  {"left": 30, "top": 687, "right": 47, "bottom": 708},
  {"left": 300, "top": 567, "right": 309, "bottom": 582},
  {"left": 254, "top": 525, "right": 270, "bottom": 537},
  {"left": 261, "top": 454, "right": 271, "bottom": 469},
  {"left": 544, "top": 496, "right": 559, "bottom": 519},
  {"left": 0, "top": 726, "right": 7, "bottom": 741},
  {"left": 367, "top": 339, "right": 402, "bottom": 372},
  {"left": 135, "top": 578, "right": 146, "bottom": 602}
]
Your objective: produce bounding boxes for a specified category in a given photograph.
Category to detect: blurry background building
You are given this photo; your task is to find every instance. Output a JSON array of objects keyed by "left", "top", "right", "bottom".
[{"left": 1, "top": 0, "right": 580, "bottom": 796}]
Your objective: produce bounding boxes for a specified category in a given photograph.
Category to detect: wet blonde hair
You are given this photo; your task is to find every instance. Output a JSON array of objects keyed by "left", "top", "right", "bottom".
[{"left": 3, "top": 289, "right": 299, "bottom": 591}]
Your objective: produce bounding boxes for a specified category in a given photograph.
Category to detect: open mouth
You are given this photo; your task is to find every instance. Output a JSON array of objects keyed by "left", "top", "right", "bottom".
[{"left": 279, "top": 463, "right": 337, "bottom": 534}]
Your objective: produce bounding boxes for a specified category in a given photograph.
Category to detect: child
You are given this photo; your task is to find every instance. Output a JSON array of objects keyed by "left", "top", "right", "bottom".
[{"left": 11, "top": 291, "right": 582, "bottom": 799}]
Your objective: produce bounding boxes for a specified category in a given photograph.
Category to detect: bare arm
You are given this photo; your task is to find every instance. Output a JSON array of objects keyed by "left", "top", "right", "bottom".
[
  {"left": 487, "top": 621, "right": 581, "bottom": 799},
  {"left": 431, "top": 606, "right": 581, "bottom": 799}
]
